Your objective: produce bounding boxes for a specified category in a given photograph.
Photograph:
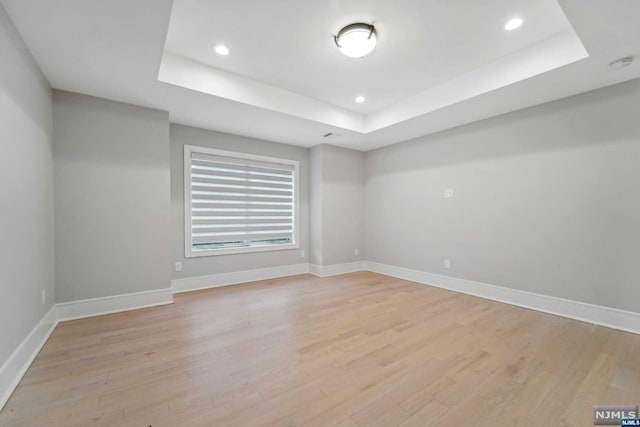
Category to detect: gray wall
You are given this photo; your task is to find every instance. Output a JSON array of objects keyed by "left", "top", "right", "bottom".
[
  {"left": 170, "top": 124, "right": 309, "bottom": 279},
  {"left": 310, "top": 144, "right": 364, "bottom": 266},
  {"left": 0, "top": 5, "right": 54, "bottom": 365},
  {"left": 54, "top": 91, "right": 171, "bottom": 302},
  {"left": 365, "top": 78, "right": 640, "bottom": 312},
  {"left": 309, "top": 145, "right": 323, "bottom": 265}
]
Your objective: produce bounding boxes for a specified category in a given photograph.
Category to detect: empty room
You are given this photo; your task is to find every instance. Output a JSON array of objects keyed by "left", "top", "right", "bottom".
[{"left": 1, "top": 0, "right": 640, "bottom": 426}]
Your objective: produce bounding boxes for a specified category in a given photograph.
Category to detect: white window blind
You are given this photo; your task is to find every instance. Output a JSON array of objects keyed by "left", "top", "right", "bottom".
[{"left": 184, "top": 146, "right": 298, "bottom": 257}]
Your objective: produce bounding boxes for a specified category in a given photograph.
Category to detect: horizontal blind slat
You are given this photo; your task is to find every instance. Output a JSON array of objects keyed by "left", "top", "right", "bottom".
[
  {"left": 192, "top": 218, "right": 293, "bottom": 226},
  {"left": 193, "top": 161, "right": 293, "bottom": 176},
  {"left": 192, "top": 194, "right": 292, "bottom": 204},
  {"left": 193, "top": 233, "right": 293, "bottom": 244},
  {"left": 191, "top": 210, "right": 292, "bottom": 217},
  {"left": 193, "top": 225, "right": 292, "bottom": 234},
  {"left": 192, "top": 202, "right": 292, "bottom": 210},
  {"left": 191, "top": 176, "right": 292, "bottom": 190},
  {"left": 191, "top": 185, "right": 292, "bottom": 196}
]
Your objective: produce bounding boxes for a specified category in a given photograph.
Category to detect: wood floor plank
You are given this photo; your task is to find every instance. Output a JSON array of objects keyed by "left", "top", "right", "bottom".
[
  {"left": 399, "top": 399, "right": 450, "bottom": 427},
  {"left": 1, "top": 271, "right": 638, "bottom": 427}
]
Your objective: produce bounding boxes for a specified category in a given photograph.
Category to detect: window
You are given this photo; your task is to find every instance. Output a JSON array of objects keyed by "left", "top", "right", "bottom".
[{"left": 184, "top": 145, "right": 298, "bottom": 257}]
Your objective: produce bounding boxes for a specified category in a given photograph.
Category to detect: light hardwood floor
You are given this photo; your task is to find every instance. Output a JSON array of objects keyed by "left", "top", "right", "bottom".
[{"left": 1, "top": 271, "right": 639, "bottom": 426}]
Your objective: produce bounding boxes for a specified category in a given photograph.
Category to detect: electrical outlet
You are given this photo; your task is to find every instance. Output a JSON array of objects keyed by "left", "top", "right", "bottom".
[
  {"left": 444, "top": 259, "right": 451, "bottom": 269},
  {"left": 175, "top": 262, "right": 182, "bottom": 272},
  {"left": 300, "top": 250, "right": 305, "bottom": 258},
  {"left": 41, "top": 289, "right": 46, "bottom": 305},
  {"left": 443, "top": 188, "right": 454, "bottom": 198},
  {"left": 354, "top": 248, "right": 359, "bottom": 256}
]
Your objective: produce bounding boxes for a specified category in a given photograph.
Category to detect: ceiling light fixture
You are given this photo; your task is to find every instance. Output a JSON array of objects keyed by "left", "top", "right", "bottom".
[
  {"left": 334, "top": 23, "right": 377, "bottom": 58},
  {"left": 609, "top": 56, "right": 634, "bottom": 70},
  {"left": 214, "top": 45, "right": 229, "bottom": 56},
  {"left": 504, "top": 18, "right": 523, "bottom": 31},
  {"left": 323, "top": 132, "right": 341, "bottom": 138},
  {"left": 355, "top": 96, "right": 366, "bottom": 103}
]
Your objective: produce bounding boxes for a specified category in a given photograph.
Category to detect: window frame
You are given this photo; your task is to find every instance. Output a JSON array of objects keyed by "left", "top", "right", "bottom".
[{"left": 184, "top": 145, "right": 299, "bottom": 258}]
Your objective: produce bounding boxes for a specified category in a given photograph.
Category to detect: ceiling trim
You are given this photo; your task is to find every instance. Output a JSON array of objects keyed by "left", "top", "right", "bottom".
[
  {"left": 158, "top": 52, "right": 366, "bottom": 132},
  {"left": 159, "top": 28, "right": 588, "bottom": 135},
  {"left": 366, "top": 30, "right": 588, "bottom": 132}
]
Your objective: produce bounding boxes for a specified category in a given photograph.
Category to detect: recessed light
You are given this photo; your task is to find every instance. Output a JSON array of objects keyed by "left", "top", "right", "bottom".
[
  {"left": 214, "top": 45, "right": 229, "bottom": 56},
  {"left": 334, "top": 23, "right": 377, "bottom": 58},
  {"left": 504, "top": 18, "right": 523, "bottom": 31},
  {"left": 355, "top": 96, "right": 366, "bottom": 103}
]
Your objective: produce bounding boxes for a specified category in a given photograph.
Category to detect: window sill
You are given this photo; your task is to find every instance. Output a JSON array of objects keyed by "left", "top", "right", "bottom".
[{"left": 185, "top": 242, "right": 299, "bottom": 258}]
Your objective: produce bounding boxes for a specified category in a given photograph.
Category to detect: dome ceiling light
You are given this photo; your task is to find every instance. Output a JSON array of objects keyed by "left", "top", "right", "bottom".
[{"left": 334, "top": 23, "right": 377, "bottom": 58}]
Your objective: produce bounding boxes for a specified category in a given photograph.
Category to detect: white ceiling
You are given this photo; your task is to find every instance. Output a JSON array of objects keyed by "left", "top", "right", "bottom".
[
  {"left": 165, "top": 0, "right": 572, "bottom": 113},
  {"left": 2, "top": 0, "right": 640, "bottom": 151}
]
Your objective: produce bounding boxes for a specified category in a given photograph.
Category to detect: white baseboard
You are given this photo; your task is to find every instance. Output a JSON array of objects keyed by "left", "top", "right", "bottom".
[
  {"left": 171, "top": 263, "right": 310, "bottom": 293},
  {"left": 56, "top": 288, "right": 174, "bottom": 322},
  {"left": 364, "top": 261, "right": 640, "bottom": 335},
  {"left": 309, "top": 261, "right": 365, "bottom": 278},
  {"left": 0, "top": 305, "right": 58, "bottom": 411}
]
